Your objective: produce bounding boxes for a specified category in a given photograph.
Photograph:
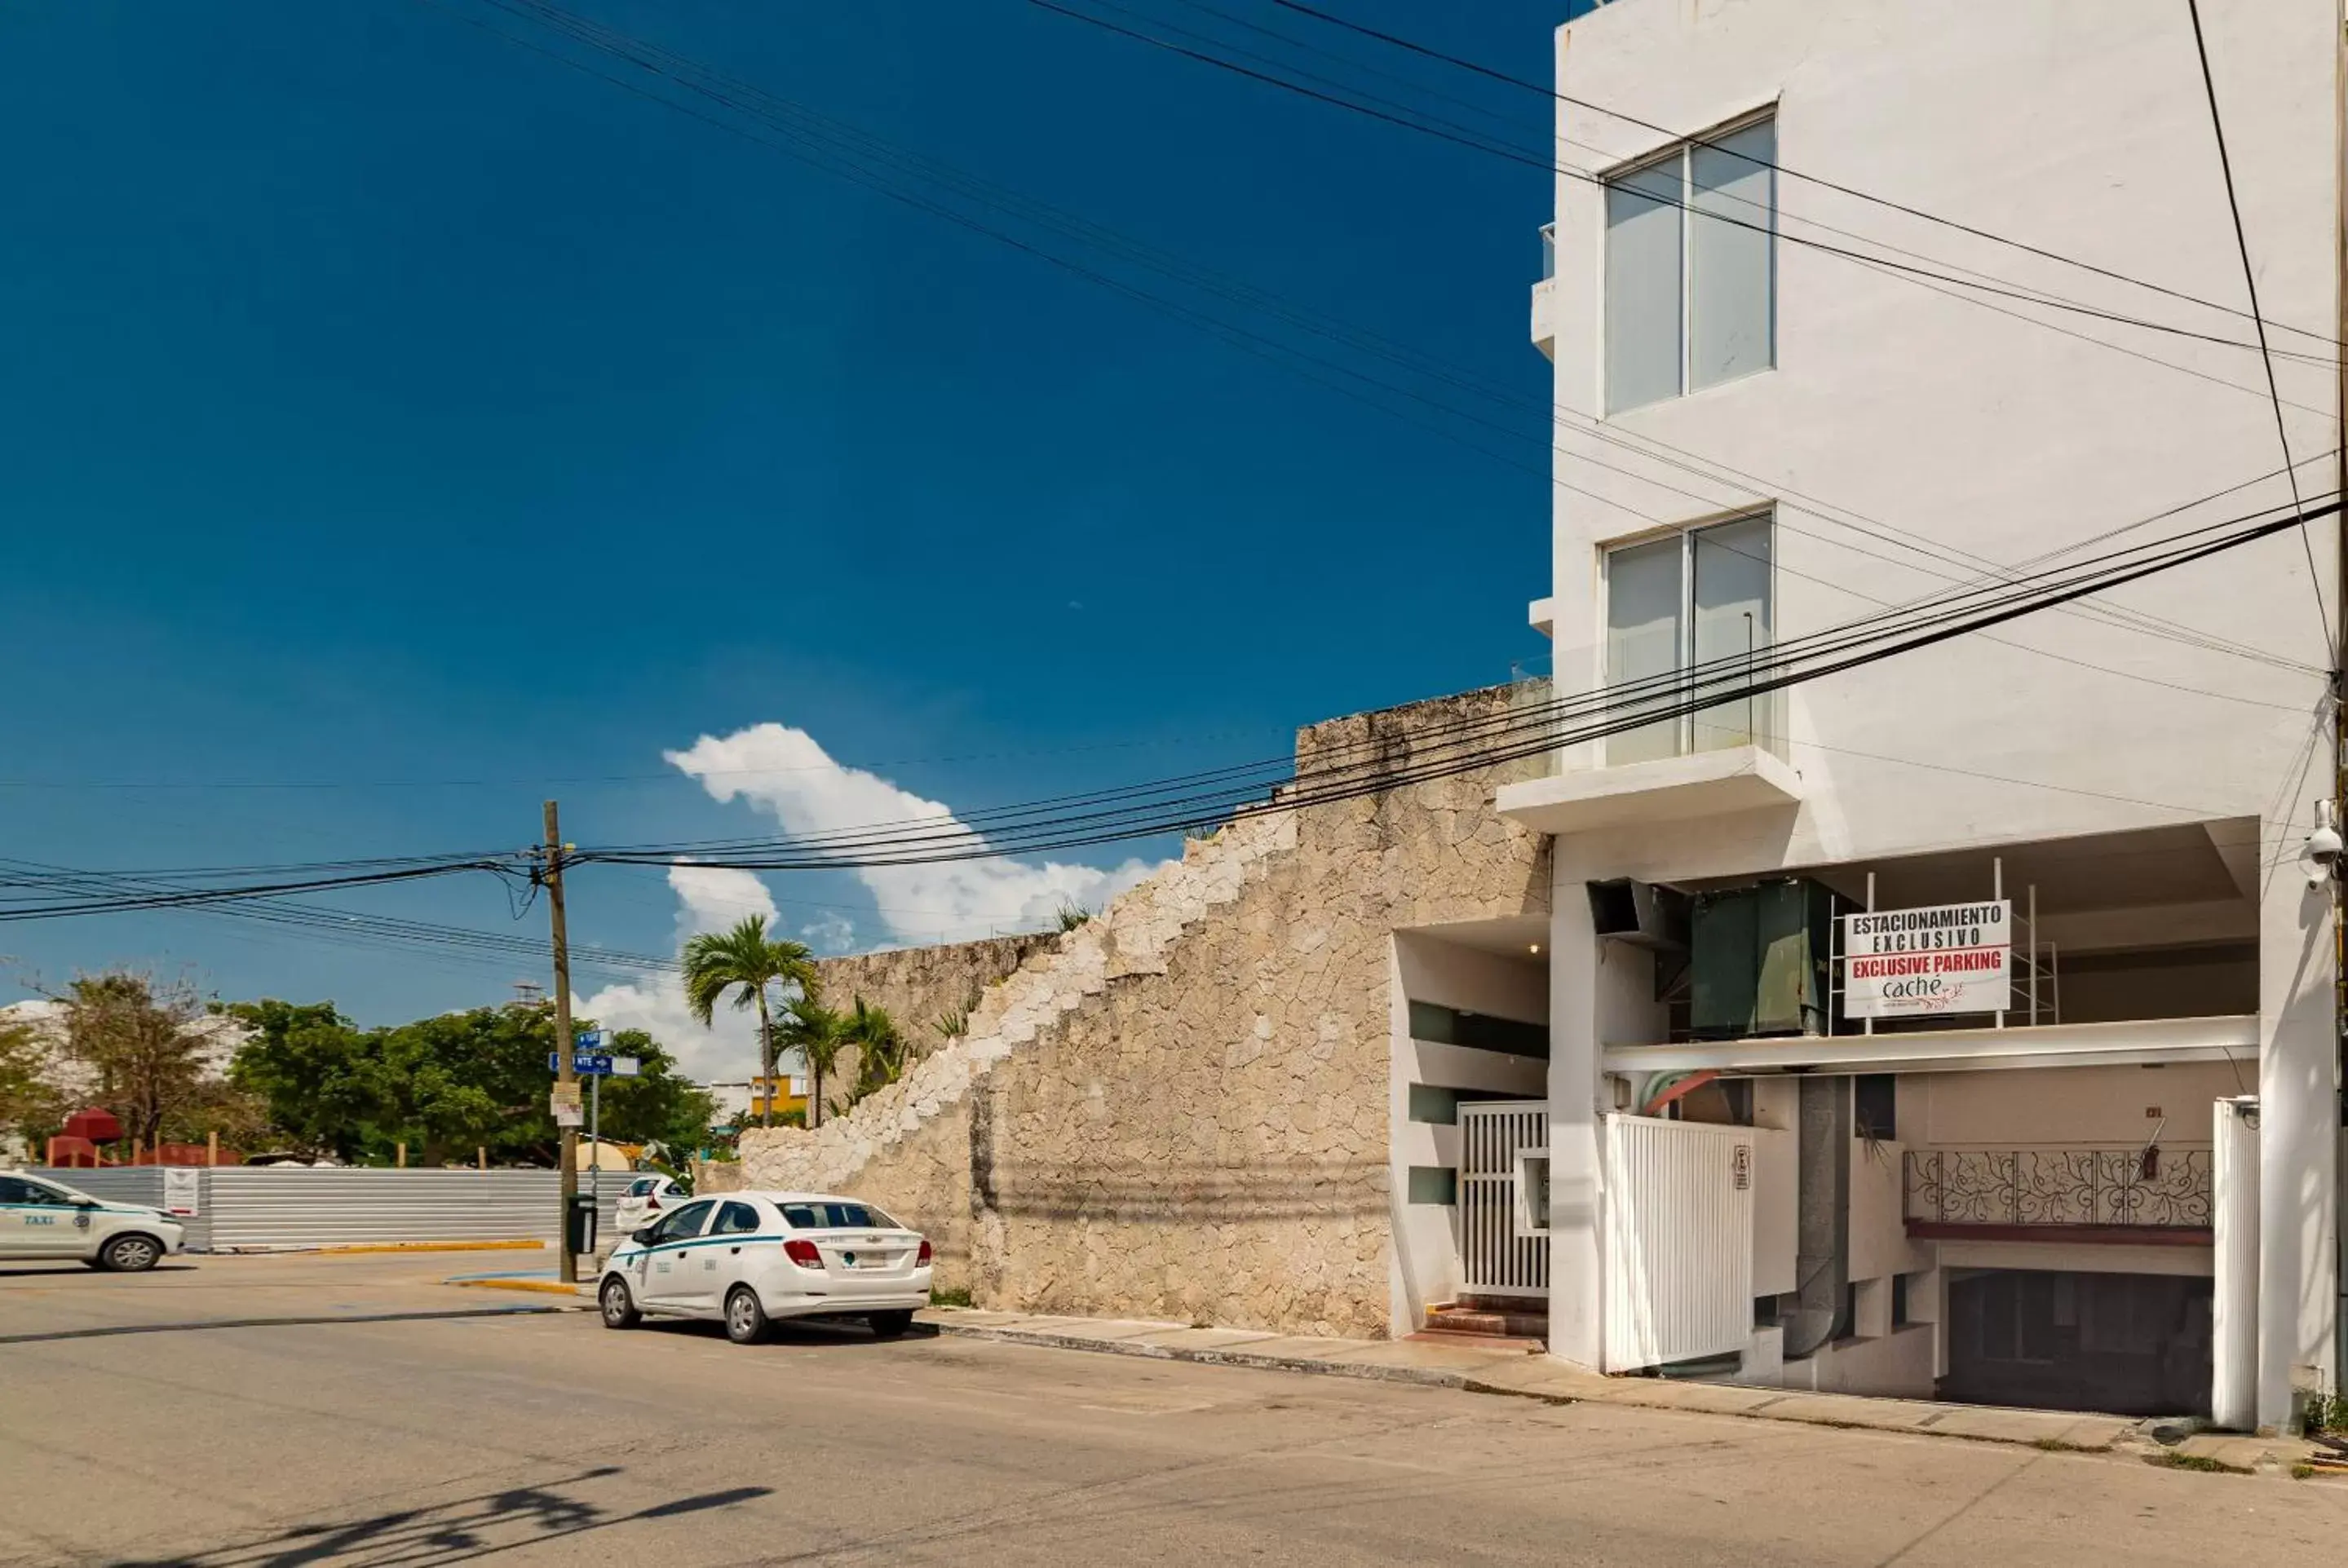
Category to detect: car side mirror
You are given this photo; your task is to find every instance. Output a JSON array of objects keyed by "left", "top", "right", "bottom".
[{"left": 632, "top": 1228, "right": 656, "bottom": 1244}]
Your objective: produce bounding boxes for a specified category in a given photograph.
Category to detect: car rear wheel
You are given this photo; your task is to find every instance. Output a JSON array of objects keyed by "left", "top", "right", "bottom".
[
  {"left": 599, "top": 1276, "right": 641, "bottom": 1330},
  {"left": 97, "top": 1234, "right": 163, "bottom": 1274},
  {"left": 867, "top": 1310, "right": 915, "bottom": 1339},
  {"left": 724, "top": 1286, "right": 770, "bottom": 1345}
]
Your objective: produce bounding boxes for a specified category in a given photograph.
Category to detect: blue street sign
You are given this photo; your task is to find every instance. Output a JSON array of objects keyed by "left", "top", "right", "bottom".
[
  {"left": 550, "top": 1051, "right": 616, "bottom": 1076},
  {"left": 573, "top": 1029, "right": 604, "bottom": 1050}
]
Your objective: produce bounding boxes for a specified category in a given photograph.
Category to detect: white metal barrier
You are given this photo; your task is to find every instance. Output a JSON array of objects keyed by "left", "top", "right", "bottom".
[
  {"left": 1460, "top": 1101, "right": 1548, "bottom": 1298},
  {"left": 1602, "top": 1115, "right": 1755, "bottom": 1371},
  {"left": 29, "top": 1166, "right": 597, "bottom": 1251}
]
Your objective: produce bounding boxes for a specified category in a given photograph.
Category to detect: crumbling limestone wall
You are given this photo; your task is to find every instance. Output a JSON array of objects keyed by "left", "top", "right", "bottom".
[
  {"left": 736, "top": 682, "right": 1549, "bottom": 1337},
  {"left": 809, "top": 933, "right": 1054, "bottom": 1105}
]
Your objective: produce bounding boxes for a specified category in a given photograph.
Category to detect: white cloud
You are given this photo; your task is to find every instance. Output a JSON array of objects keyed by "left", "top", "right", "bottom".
[
  {"left": 574, "top": 864, "right": 784, "bottom": 1084},
  {"left": 664, "top": 722, "right": 1169, "bottom": 947},
  {"left": 798, "top": 910, "right": 858, "bottom": 955}
]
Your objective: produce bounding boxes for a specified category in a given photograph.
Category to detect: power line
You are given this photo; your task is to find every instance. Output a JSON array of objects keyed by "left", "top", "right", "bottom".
[
  {"left": 433, "top": 0, "right": 2324, "bottom": 694},
  {"left": 572, "top": 488, "right": 2341, "bottom": 867},
  {"left": 568, "top": 495, "right": 2342, "bottom": 872},
  {"left": 1262, "top": 0, "right": 2347, "bottom": 356},
  {"left": 1030, "top": 0, "right": 2339, "bottom": 369},
  {"left": 2182, "top": 0, "right": 2334, "bottom": 668},
  {"left": 11, "top": 497, "right": 2327, "bottom": 923}
]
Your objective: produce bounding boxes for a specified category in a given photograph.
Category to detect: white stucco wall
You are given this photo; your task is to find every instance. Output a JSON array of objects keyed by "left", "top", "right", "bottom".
[
  {"left": 1390, "top": 934, "right": 1550, "bottom": 1333},
  {"left": 1537, "top": 0, "right": 2340, "bottom": 1422},
  {"left": 1915, "top": 1062, "right": 2244, "bottom": 1146}
]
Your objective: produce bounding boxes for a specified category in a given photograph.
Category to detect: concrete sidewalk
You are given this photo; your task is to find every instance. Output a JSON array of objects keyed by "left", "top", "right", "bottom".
[{"left": 917, "top": 1306, "right": 2329, "bottom": 1476}]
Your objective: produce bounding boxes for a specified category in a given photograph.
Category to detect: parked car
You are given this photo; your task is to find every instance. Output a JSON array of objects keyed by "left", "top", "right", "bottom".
[
  {"left": 612, "top": 1173, "right": 684, "bottom": 1237},
  {"left": 0, "top": 1171, "right": 186, "bottom": 1271},
  {"left": 598, "top": 1190, "right": 932, "bottom": 1345}
]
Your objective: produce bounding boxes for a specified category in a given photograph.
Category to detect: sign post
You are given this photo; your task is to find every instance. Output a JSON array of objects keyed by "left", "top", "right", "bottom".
[
  {"left": 1842, "top": 899, "right": 2012, "bottom": 1021},
  {"left": 546, "top": 1031, "right": 640, "bottom": 1221}
]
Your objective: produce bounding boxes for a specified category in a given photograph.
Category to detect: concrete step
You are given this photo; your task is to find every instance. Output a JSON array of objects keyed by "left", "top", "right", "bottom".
[
  {"left": 1404, "top": 1328, "right": 1546, "bottom": 1354},
  {"left": 1426, "top": 1301, "right": 1550, "bottom": 1341}
]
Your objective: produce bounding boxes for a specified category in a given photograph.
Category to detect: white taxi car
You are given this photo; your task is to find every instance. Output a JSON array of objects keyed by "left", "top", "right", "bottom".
[
  {"left": 612, "top": 1173, "right": 684, "bottom": 1238},
  {"left": 598, "top": 1190, "right": 931, "bottom": 1345},
  {"left": 0, "top": 1170, "right": 187, "bottom": 1271}
]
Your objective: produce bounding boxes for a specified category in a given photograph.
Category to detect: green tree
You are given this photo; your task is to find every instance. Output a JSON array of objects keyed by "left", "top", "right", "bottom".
[
  {"left": 776, "top": 998, "right": 847, "bottom": 1130},
  {"left": 223, "top": 1000, "right": 376, "bottom": 1160},
  {"left": 681, "top": 917, "right": 816, "bottom": 1128},
  {"left": 64, "top": 972, "right": 213, "bottom": 1149},
  {"left": 368, "top": 1004, "right": 563, "bottom": 1166},
  {"left": 223, "top": 1001, "right": 714, "bottom": 1169},
  {"left": 595, "top": 1028, "right": 719, "bottom": 1155},
  {"left": 844, "top": 997, "right": 907, "bottom": 1106}
]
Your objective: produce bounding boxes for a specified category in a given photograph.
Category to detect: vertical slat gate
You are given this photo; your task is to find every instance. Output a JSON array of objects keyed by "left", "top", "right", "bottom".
[
  {"left": 1460, "top": 1100, "right": 1548, "bottom": 1298},
  {"left": 1601, "top": 1115, "right": 1756, "bottom": 1371}
]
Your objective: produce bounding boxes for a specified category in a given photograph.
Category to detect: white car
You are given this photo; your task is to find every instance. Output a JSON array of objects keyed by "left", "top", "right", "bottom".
[
  {"left": 598, "top": 1190, "right": 932, "bottom": 1345},
  {"left": 0, "top": 1171, "right": 187, "bottom": 1272},
  {"left": 612, "top": 1174, "right": 684, "bottom": 1238}
]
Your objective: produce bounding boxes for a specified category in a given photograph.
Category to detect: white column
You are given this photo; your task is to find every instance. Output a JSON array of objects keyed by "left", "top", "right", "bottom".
[
  {"left": 1546, "top": 863, "right": 1606, "bottom": 1367},
  {"left": 2212, "top": 1095, "right": 2260, "bottom": 1432},
  {"left": 2256, "top": 811, "right": 2340, "bottom": 1429}
]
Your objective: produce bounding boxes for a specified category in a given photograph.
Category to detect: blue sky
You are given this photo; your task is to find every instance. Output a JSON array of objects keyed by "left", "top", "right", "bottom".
[{"left": 0, "top": 1, "right": 1555, "bottom": 1070}]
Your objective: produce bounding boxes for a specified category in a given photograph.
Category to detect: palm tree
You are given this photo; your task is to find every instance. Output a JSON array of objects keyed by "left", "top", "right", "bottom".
[
  {"left": 680, "top": 916, "right": 816, "bottom": 1128},
  {"left": 844, "top": 997, "right": 906, "bottom": 1104},
  {"left": 777, "top": 999, "right": 847, "bottom": 1129}
]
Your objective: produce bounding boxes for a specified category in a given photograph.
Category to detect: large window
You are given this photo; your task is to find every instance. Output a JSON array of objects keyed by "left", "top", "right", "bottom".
[
  {"left": 1604, "top": 512, "right": 1774, "bottom": 765},
  {"left": 1605, "top": 116, "right": 1776, "bottom": 413}
]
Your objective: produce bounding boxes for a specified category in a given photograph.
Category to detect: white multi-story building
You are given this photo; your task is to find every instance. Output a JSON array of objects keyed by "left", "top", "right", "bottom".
[{"left": 1492, "top": 0, "right": 2341, "bottom": 1429}]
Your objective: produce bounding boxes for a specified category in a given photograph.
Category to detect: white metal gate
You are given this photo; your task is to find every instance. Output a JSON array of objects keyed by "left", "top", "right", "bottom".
[
  {"left": 1460, "top": 1101, "right": 1548, "bottom": 1298},
  {"left": 1601, "top": 1115, "right": 1755, "bottom": 1371}
]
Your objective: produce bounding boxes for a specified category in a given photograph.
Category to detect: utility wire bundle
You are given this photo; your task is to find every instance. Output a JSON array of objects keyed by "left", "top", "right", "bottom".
[
  {"left": 568, "top": 490, "right": 2341, "bottom": 872},
  {"left": 434, "top": 0, "right": 2330, "bottom": 704},
  {"left": 0, "top": 490, "right": 2332, "bottom": 924}
]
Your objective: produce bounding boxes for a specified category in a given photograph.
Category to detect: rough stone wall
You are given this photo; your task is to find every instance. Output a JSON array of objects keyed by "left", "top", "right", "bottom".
[
  {"left": 734, "top": 682, "right": 1550, "bottom": 1338},
  {"left": 809, "top": 933, "right": 1052, "bottom": 1103},
  {"left": 812, "top": 934, "right": 1050, "bottom": 1041}
]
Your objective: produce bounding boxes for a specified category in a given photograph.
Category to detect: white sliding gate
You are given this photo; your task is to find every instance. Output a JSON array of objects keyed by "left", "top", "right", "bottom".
[
  {"left": 1602, "top": 1115, "right": 1756, "bottom": 1371},
  {"left": 1460, "top": 1100, "right": 1548, "bottom": 1298}
]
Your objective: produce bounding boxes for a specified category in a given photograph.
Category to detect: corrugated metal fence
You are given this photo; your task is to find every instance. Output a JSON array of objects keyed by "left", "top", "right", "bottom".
[{"left": 29, "top": 1167, "right": 636, "bottom": 1252}]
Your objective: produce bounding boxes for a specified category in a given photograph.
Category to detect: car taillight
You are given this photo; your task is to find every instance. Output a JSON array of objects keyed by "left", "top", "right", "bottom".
[
  {"left": 783, "top": 1239, "right": 823, "bottom": 1268},
  {"left": 645, "top": 1196, "right": 660, "bottom": 1212},
  {"left": 916, "top": 1239, "right": 933, "bottom": 1266}
]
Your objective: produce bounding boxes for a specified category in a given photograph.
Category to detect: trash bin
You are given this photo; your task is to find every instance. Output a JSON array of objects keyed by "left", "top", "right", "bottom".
[{"left": 566, "top": 1192, "right": 597, "bottom": 1259}]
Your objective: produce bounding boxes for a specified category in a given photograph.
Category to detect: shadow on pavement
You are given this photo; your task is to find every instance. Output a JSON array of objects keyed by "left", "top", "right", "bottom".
[
  {"left": 634, "top": 1315, "right": 943, "bottom": 1350},
  {"left": 0, "top": 1264, "right": 200, "bottom": 1280},
  {"left": 113, "top": 1466, "right": 772, "bottom": 1566}
]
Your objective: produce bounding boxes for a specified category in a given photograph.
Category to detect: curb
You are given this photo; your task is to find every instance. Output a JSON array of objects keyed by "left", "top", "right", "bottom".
[
  {"left": 919, "top": 1315, "right": 2330, "bottom": 1471},
  {"left": 922, "top": 1318, "right": 1470, "bottom": 1389},
  {"left": 446, "top": 1277, "right": 587, "bottom": 1296},
  {"left": 317, "top": 1240, "right": 546, "bottom": 1257}
]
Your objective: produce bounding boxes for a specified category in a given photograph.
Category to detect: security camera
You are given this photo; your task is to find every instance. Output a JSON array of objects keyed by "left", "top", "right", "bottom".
[{"left": 2299, "top": 800, "right": 2343, "bottom": 889}]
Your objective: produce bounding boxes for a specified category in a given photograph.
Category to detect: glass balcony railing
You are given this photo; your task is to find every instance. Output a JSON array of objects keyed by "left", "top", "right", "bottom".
[{"left": 1539, "top": 222, "right": 1556, "bottom": 281}]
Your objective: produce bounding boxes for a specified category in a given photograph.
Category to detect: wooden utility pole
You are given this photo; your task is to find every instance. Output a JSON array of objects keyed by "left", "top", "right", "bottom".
[{"left": 545, "top": 801, "right": 580, "bottom": 1283}]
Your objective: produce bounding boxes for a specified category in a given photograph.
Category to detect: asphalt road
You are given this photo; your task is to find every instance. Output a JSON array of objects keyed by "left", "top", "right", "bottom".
[{"left": 2, "top": 1255, "right": 2342, "bottom": 1566}]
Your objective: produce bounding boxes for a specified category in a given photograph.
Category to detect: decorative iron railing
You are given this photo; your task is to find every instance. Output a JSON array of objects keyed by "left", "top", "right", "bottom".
[{"left": 1903, "top": 1146, "right": 2213, "bottom": 1230}]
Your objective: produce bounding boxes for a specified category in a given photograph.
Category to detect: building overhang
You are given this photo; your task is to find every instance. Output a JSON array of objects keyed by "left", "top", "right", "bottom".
[
  {"left": 1495, "top": 744, "right": 1802, "bottom": 837},
  {"left": 1599, "top": 1014, "right": 2259, "bottom": 1076}
]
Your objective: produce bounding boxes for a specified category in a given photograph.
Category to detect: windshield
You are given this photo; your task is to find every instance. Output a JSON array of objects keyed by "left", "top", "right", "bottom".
[{"left": 780, "top": 1201, "right": 898, "bottom": 1230}]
